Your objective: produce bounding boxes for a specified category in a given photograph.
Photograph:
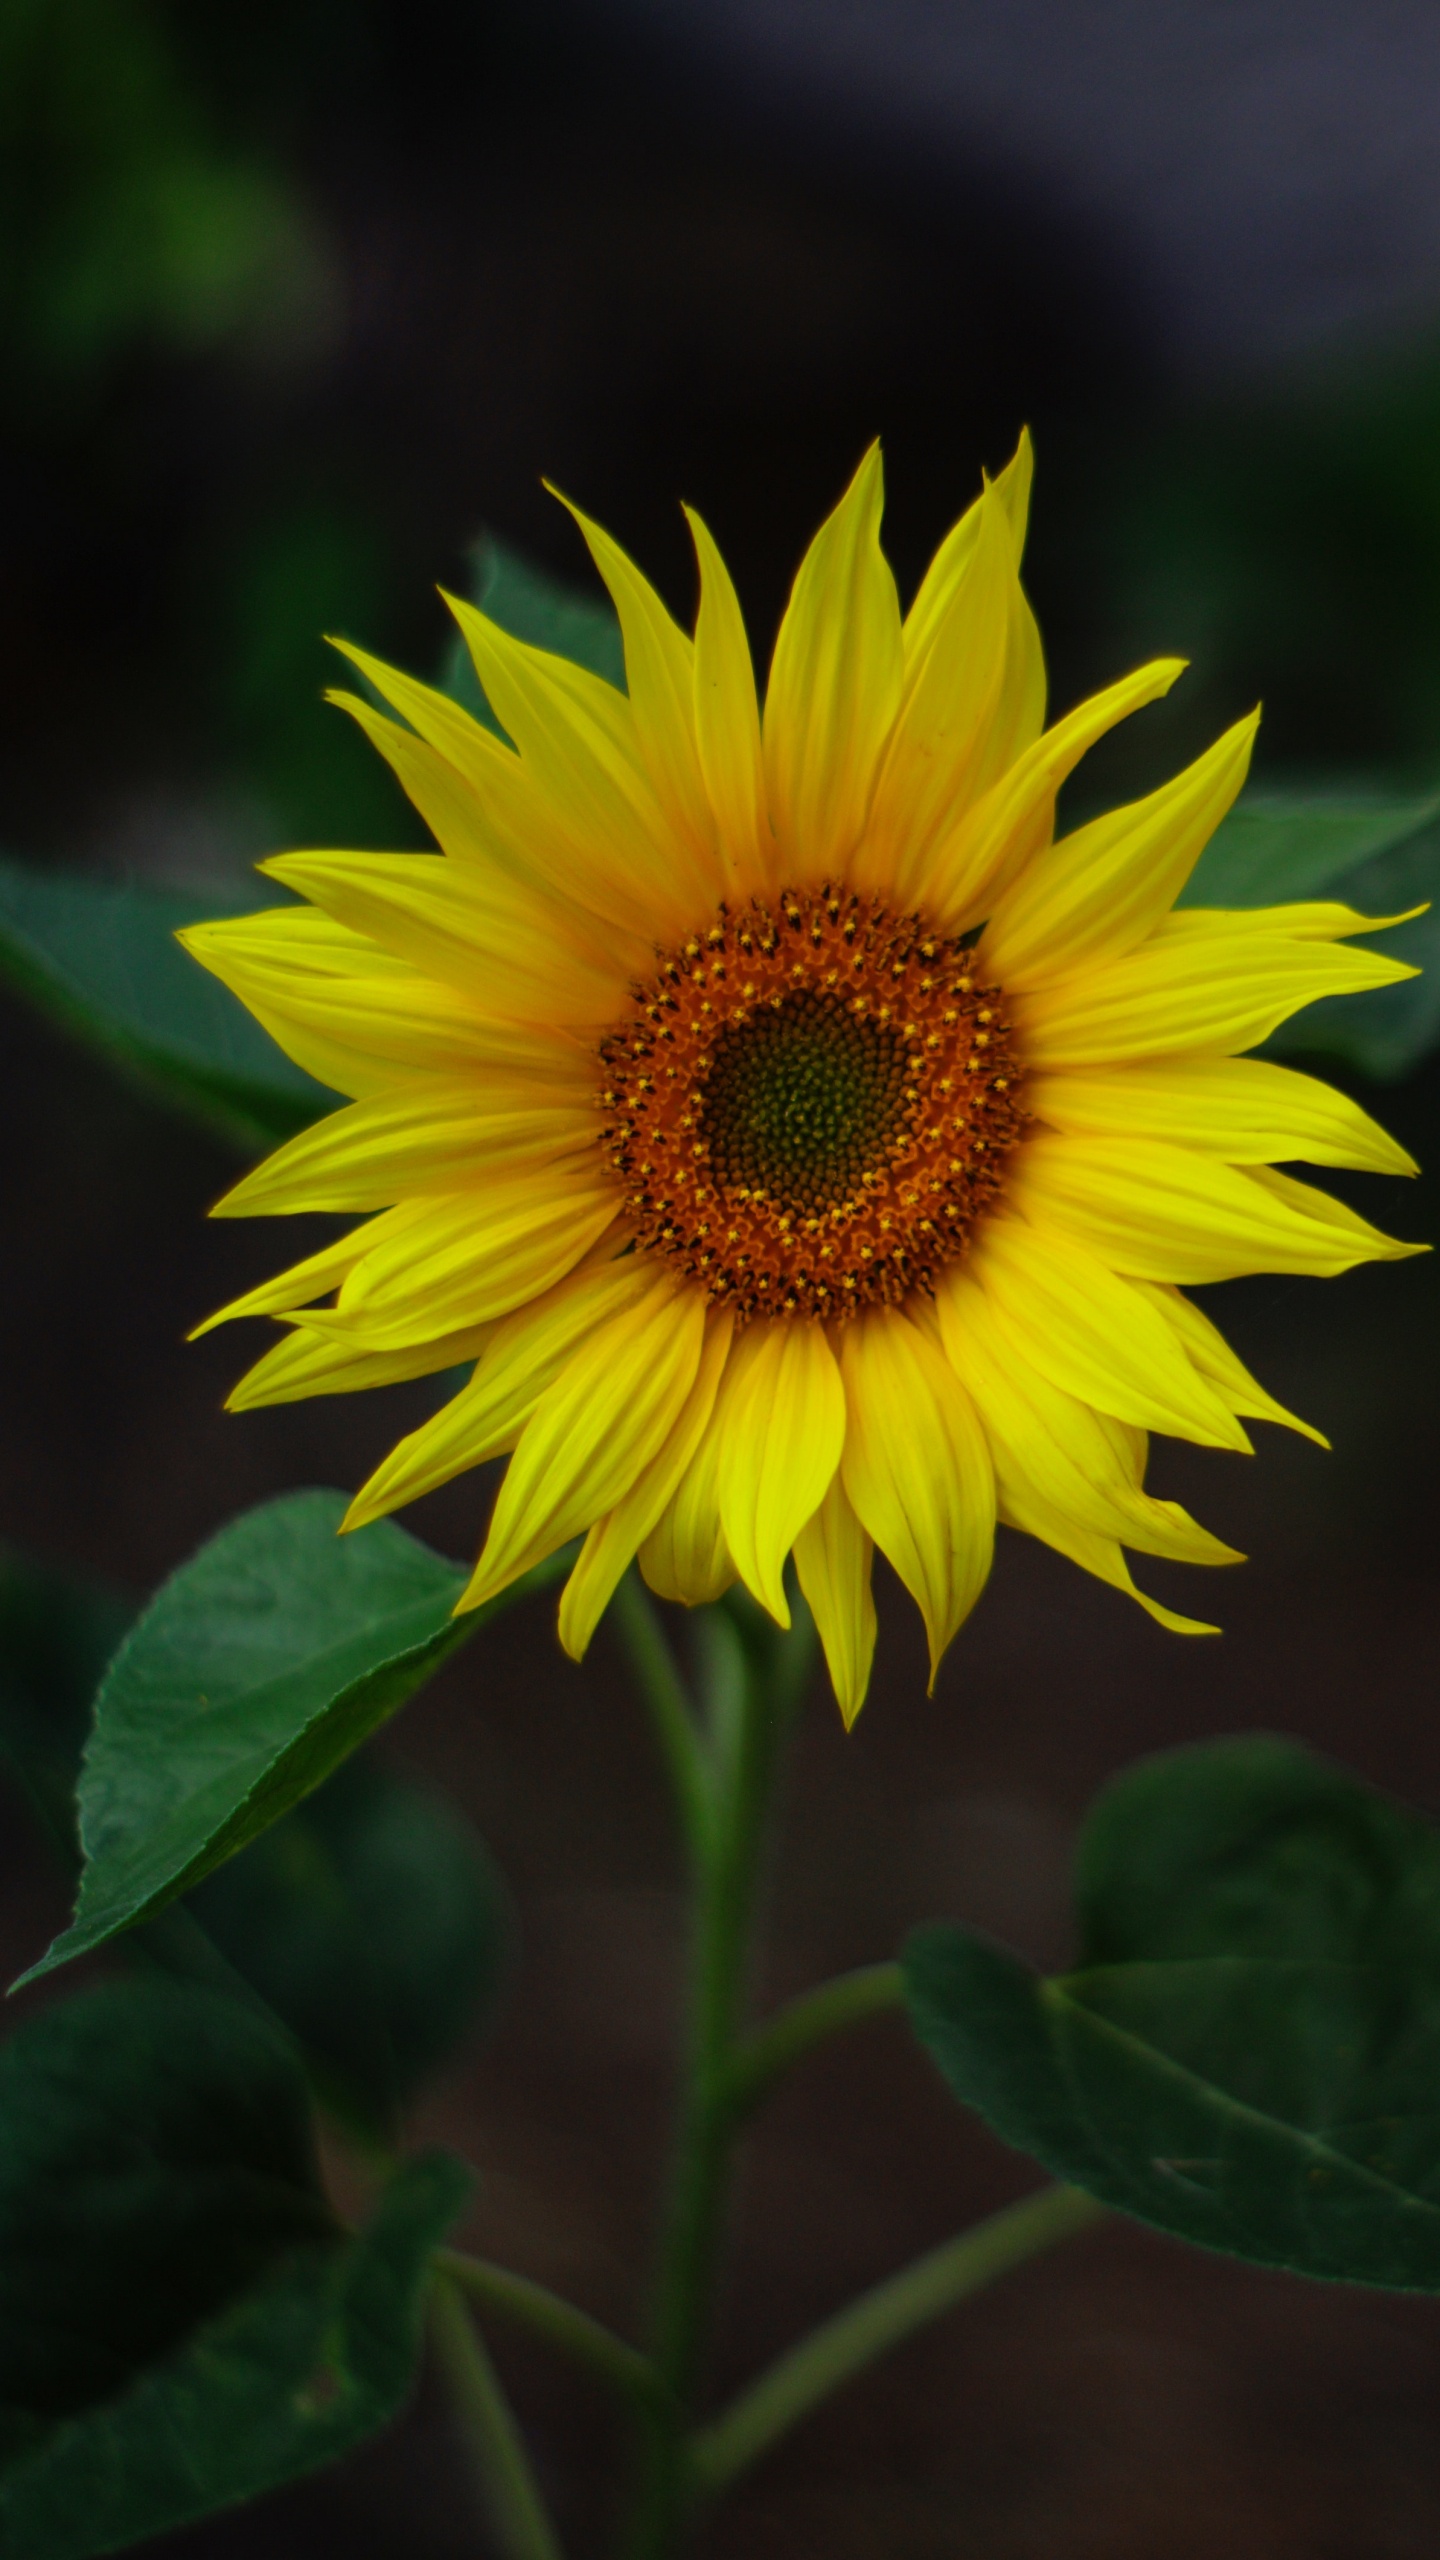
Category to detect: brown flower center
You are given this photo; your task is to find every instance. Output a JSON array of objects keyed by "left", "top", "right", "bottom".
[{"left": 596, "top": 884, "right": 1027, "bottom": 1320}]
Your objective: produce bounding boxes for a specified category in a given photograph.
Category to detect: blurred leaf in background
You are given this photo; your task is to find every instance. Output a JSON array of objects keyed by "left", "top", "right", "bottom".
[
  {"left": 0, "top": 0, "right": 329, "bottom": 413},
  {"left": 1183, "top": 787, "right": 1440, "bottom": 1081},
  {"left": 1090, "top": 339, "right": 1440, "bottom": 781},
  {"left": 0, "top": 1978, "right": 466, "bottom": 2558},
  {"left": 0, "top": 0, "right": 418, "bottom": 870},
  {"left": 0, "top": 856, "right": 332, "bottom": 1147},
  {"left": 217, "top": 497, "right": 420, "bottom": 851}
]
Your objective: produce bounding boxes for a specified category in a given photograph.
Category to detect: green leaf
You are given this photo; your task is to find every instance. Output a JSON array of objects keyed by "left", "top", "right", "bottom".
[
  {"left": 904, "top": 1736, "right": 1440, "bottom": 2289},
  {"left": 189, "top": 1753, "right": 513, "bottom": 2129},
  {"left": 0, "top": 856, "right": 333, "bottom": 1148},
  {"left": 1181, "top": 787, "right": 1440, "bottom": 1078},
  {"left": 0, "top": 1982, "right": 328, "bottom": 2441},
  {"left": 0, "top": 1537, "right": 512, "bottom": 2116},
  {"left": 437, "top": 530, "right": 626, "bottom": 735},
  {"left": 0, "top": 1546, "right": 132, "bottom": 1865},
  {"left": 0, "top": 1978, "right": 466, "bottom": 2558},
  {"left": 15, "top": 1490, "right": 478, "bottom": 1988},
  {"left": 1182, "top": 788, "right": 1440, "bottom": 909}
]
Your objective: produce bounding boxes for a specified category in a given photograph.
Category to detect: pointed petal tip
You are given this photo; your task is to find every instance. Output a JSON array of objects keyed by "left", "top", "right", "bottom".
[
  {"left": 541, "top": 478, "right": 595, "bottom": 543},
  {"left": 1138, "top": 1592, "right": 1224, "bottom": 1637},
  {"left": 857, "top": 436, "right": 885, "bottom": 497}
]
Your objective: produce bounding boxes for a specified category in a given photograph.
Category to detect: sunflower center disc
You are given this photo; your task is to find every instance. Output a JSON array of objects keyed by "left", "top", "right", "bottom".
[
  {"left": 702, "top": 990, "right": 910, "bottom": 1212},
  {"left": 597, "top": 884, "right": 1028, "bottom": 1320}
]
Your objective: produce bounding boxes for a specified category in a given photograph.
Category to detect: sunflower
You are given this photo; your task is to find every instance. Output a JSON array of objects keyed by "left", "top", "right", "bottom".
[{"left": 182, "top": 439, "right": 1423, "bottom": 1723}]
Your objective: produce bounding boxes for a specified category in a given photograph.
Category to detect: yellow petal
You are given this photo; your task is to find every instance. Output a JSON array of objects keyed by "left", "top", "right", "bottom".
[
  {"left": 188, "top": 1208, "right": 424, "bottom": 1338},
  {"left": 972, "top": 1214, "right": 1251, "bottom": 1446},
  {"left": 793, "top": 1474, "right": 877, "bottom": 1730},
  {"left": 914, "top": 657, "right": 1186, "bottom": 932},
  {"left": 1183, "top": 899, "right": 1428, "bottom": 939},
  {"left": 685, "top": 504, "right": 774, "bottom": 892},
  {"left": 343, "top": 1256, "right": 653, "bottom": 1529},
  {"left": 1011, "top": 910, "right": 1418, "bottom": 1067},
  {"left": 182, "top": 905, "right": 589, "bottom": 1102},
  {"left": 335, "top": 642, "right": 673, "bottom": 966},
  {"left": 227, "top": 1317, "right": 495, "bottom": 1411},
  {"left": 763, "top": 443, "right": 902, "bottom": 884},
  {"left": 1010, "top": 1131, "right": 1423, "bottom": 1283},
  {"left": 900, "top": 431, "right": 1034, "bottom": 661},
  {"left": 716, "top": 1318, "right": 847, "bottom": 1624},
  {"left": 936, "top": 1269, "right": 1239, "bottom": 1571},
  {"left": 1134, "top": 1281, "right": 1327, "bottom": 1446},
  {"left": 324, "top": 1171, "right": 622, "bottom": 1344},
  {"left": 327, "top": 643, "right": 533, "bottom": 853},
  {"left": 981, "top": 712, "right": 1258, "bottom": 988},
  {"left": 992, "top": 428, "right": 1035, "bottom": 559},
  {"left": 213, "top": 1083, "right": 596, "bottom": 1217},
  {"left": 458, "top": 1276, "right": 708, "bottom": 1612},
  {"left": 976, "top": 570, "right": 1046, "bottom": 810},
  {"left": 996, "top": 1479, "right": 1221, "bottom": 1637},
  {"left": 637, "top": 1387, "right": 736, "bottom": 1606},
  {"left": 838, "top": 1308, "right": 996, "bottom": 1687},
  {"left": 549, "top": 488, "right": 718, "bottom": 866},
  {"left": 857, "top": 487, "right": 1024, "bottom": 905},
  {"left": 444, "top": 593, "right": 716, "bottom": 931},
  {"left": 328, "top": 688, "right": 645, "bottom": 961},
  {"left": 1028, "top": 1057, "right": 1417, "bottom": 1176},
  {"left": 261, "top": 850, "right": 624, "bottom": 1029},
  {"left": 557, "top": 1312, "right": 734, "bottom": 1658}
]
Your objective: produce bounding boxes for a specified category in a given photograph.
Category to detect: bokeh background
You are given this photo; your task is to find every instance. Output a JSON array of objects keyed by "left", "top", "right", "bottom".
[{"left": 5, "top": 2, "right": 1440, "bottom": 2552}]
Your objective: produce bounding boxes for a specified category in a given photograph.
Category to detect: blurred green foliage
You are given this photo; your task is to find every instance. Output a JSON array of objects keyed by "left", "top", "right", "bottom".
[
  {"left": 1087, "top": 341, "right": 1440, "bottom": 787},
  {"left": 7, "top": 0, "right": 1440, "bottom": 1067},
  {"left": 0, "top": 0, "right": 327, "bottom": 409}
]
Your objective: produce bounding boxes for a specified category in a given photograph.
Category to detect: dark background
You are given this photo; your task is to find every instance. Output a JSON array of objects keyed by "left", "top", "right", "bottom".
[{"left": 4, "top": 2, "right": 1440, "bottom": 2552}]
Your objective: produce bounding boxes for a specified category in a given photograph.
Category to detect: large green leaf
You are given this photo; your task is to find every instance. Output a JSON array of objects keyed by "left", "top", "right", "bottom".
[
  {"left": 190, "top": 1753, "right": 513, "bottom": 2130},
  {"left": 15, "top": 1489, "right": 484, "bottom": 1987},
  {"left": 0, "top": 857, "right": 332, "bottom": 1148},
  {"left": 437, "top": 529, "right": 627, "bottom": 735},
  {"left": 905, "top": 1736, "right": 1440, "bottom": 2288},
  {"left": 0, "top": 1979, "right": 465, "bottom": 2558},
  {"left": 1181, "top": 787, "right": 1440, "bottom": 1078}
]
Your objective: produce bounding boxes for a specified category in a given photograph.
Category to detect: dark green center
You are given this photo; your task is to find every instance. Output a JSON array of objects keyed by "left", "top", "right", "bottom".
[{"left": 701, "top": 990, "right": 910, "bottom": 1213}]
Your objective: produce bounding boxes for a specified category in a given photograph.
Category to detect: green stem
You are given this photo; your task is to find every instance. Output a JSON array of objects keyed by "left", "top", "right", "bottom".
[
  {"left": 690, "top": 2184, "right": 1105, "bottom": 2496},
  {"left": 429, "top": 2273, "right": 567, "bottom": 2560},
  {"left": 611, "top": 1571, "right": 712, "bottom": 1862},
  {"left": 437, "top": 2248, "right": 669, "bottom": 2415},
  {"left": 723, "top": 1962, "right": 905, "bottom": 2122},
  {"left": 620, "top": 1602, "right": 805, "bottom": 2558}
]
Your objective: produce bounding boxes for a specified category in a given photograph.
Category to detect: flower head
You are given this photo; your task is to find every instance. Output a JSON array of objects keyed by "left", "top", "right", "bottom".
[{"left": 183, "top": 440, "right": 1423, "bottom": 1722}]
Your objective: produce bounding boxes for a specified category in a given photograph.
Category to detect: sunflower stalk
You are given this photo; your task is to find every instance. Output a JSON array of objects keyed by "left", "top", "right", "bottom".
[
  {"left": 429, "top": 2274, "right": 567, "bottom": 2560},
  {"left": 615, "top": 1588, "right": 810, "bottom": 2558},
  {"left": 688, "top": 2183, "right": 1105, "bottom": 2495},
  {"left": 721, "top": 1958, "right": 905, "bottom": 2121}
]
